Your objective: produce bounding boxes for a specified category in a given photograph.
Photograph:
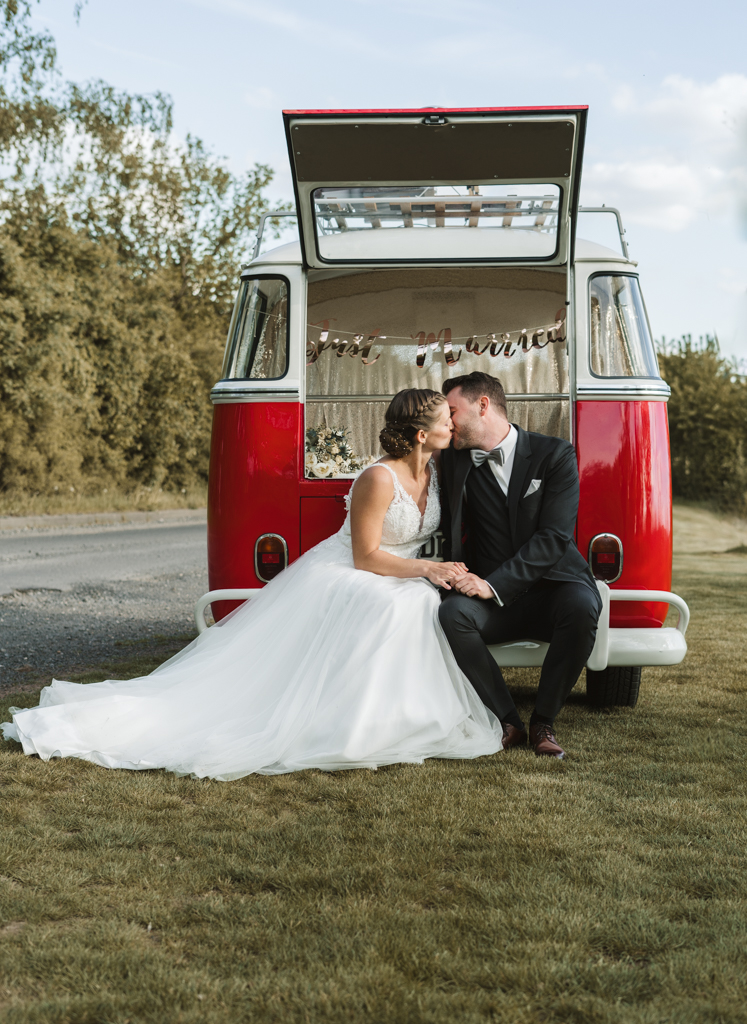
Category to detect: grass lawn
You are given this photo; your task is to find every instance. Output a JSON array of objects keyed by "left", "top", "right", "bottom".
[
  {"left": 0, "top": 485, "right": 207, "bottom": 518},
  {"left": 1, "top": 550, "right": 745, "bottom": 1024}
]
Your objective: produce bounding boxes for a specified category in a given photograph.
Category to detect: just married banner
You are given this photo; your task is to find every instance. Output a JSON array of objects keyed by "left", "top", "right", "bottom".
[{"left": 306, "top": 315, "right": 566, "bottom": 367}]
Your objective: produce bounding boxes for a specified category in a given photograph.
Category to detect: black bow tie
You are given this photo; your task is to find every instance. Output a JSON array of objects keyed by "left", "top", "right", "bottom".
[{"left": 470, "top": 447, "right": 505, "bottom": 468}]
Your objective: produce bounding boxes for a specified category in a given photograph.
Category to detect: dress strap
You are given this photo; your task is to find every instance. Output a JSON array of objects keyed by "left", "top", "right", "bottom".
[
  {"left": 345, "top": 460, "right": 403, "bottom": 511},
  {"left": 371, "top": 460, "right": 406, "bottom": 499},
  {"left": 373, "top": 459, "right": 438, "bottom": 498}
]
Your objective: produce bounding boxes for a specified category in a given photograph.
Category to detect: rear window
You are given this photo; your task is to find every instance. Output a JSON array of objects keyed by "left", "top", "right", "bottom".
[
  {"left": 222, "top": 277, "right": 288, "bottom": 380},
  {"left": 312, "top": 184, "right": 561, "bottom": 263},
  {"left": 589, "top": 275, "right": 660, "bottom": 378}
]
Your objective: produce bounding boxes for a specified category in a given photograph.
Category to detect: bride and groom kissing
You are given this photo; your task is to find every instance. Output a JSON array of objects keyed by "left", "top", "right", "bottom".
[{"left": 3, "top": 371, "right": 602, "bottom": 779}]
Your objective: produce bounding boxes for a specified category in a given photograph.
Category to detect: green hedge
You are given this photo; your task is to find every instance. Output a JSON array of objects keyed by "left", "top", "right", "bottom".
[
  {"left": 658, "top": 336, "right": 747, "bottom": 514},
  {"left": 0, "top": 4, "right": 279, "bottom": 500}
]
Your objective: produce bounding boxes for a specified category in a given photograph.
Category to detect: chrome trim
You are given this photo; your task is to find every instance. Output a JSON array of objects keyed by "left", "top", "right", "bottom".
[
  {"left": 254, "top": 533, "right": 289, "bottom": 584},
  {"left": 213, "top": 385, "right": 664, "bottom": 404},
  {"left": 307, "top": 395, "right": 392, "bottom": 403},
  {"left": 576, "top": 386, "right": 670, "bottom": 401},
  {"left": 211, "top": 387, "right": 299, "bottom": 405},
  {"left": 575, "top": 255, "right": 634, "bottom": 264},
  {"left": 589, "top": 532, "right": 623, "bottom": 584},
  {"left": 306, "top": 392, "right": 570, "bottom": 403},
  {"left": 505, "top": 393, "right": 570, "bottom": 402}
]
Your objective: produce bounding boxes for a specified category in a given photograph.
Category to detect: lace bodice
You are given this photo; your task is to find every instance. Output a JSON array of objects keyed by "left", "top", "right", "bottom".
[{"left": 338, "top": 459, "right": 441, "bottom": 559}]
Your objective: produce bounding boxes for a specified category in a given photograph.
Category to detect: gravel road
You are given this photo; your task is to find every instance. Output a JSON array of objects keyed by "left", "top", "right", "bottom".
[{"left": 0, "top": 510, "right": 209, "bottom": 692}]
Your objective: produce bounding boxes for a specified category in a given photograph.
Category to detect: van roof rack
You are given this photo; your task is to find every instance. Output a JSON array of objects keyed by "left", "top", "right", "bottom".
[
  {"left": 313, "top": 194, "right": 559, "bottom": 233},
  {"left": 251, "top": 210, "right": 298, "bottom": 262},
  {"left": 577, "top": 206, "right": 629, "bottom": 259},
  {"left": 249, "top": 202, "right": 630, "bottom": 262}
]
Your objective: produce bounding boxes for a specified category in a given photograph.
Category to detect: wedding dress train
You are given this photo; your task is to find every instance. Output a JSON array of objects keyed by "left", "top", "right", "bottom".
[{"left": 2, "top": 461, "right": 503, "bottom": 779}]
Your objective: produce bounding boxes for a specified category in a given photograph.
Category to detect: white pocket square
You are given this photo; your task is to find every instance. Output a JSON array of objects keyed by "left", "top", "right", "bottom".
[{"left": 524, "top": 479, "right": 542, "bottom": 498}]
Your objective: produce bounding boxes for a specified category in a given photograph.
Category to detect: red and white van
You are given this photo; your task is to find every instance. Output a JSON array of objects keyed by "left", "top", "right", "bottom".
[{"left": 196, "top": 106, "right": 689, "bottom": 708}]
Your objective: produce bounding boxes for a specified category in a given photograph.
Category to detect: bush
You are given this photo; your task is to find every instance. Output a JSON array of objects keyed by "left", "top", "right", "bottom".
[
  {"left": 0, "top": 2, "right": 281, "bottom": 502},
  {"left": 658, "top": 335, "right": 747, "bottom": 514}
]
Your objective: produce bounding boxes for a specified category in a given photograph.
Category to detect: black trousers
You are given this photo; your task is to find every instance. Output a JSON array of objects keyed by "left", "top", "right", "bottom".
[{"left": 438, "top": 579, "right": 602, "bottom": 723}]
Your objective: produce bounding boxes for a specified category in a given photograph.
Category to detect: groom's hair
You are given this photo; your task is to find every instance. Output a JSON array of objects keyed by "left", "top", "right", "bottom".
[{"left": 443, "top": 372, "right": 508, "bottom": 416}]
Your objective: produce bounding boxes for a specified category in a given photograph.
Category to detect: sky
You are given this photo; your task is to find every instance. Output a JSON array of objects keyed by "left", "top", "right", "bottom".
[{"left": 34, "top": 0, "right": 747, "bottom": 361}]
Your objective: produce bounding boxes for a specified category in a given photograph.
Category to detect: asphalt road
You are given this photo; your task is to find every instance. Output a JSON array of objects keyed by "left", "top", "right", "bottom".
[
  {"left": 1, "top": 521, "right": 208, "bottom": 595},
  {"left": 0, "top": 511, "right": 209, "bottom": 691}
]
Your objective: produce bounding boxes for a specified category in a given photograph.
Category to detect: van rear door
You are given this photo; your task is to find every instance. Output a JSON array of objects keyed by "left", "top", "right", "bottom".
[{"left": 283, "top": 106, "right": 587, "bottom": 268}]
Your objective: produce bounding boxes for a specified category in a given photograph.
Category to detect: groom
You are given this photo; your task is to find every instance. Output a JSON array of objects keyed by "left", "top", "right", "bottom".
[{"left": 438, "top": 371, "right": 602, "bottom": 759}]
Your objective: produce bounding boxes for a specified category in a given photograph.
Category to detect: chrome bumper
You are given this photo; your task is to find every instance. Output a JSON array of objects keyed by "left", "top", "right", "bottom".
[
  {"left": 194, "top": 582, "right": 691, "bottom": 672},
  {"left": 490, "top": 582, "right": 689, "bottom": 669}
]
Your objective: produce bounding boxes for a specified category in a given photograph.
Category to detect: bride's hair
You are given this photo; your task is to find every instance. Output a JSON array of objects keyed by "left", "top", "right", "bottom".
[{"left": 379, "top": 389, "right": 447, "bottom": 458}]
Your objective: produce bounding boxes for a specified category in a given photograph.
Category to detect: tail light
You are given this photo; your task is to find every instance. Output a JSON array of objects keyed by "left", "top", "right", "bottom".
[
  {"left": 255, "top": 534, "right": 288, "bottom": 583},
  {"left": 588, "top": 533, "right": 623, "bottom": 583}
]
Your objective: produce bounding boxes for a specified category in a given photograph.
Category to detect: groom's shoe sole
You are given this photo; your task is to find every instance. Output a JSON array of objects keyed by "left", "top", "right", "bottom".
[{"left": 501, "top": 724, "right": 528, "bottom": 749}]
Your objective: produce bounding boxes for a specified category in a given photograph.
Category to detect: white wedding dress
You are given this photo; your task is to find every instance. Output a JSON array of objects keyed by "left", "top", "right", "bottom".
[{"left": 2, "top": 461, "right": 502, "bottom": 779}]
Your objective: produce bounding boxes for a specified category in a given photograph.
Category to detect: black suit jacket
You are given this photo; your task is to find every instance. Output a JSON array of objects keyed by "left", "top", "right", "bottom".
[{"left": 440, "top": 425, "right": 598, "bottom": 606}]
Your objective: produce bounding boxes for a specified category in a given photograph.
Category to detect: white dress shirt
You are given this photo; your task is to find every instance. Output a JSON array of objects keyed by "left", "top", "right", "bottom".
[
  {"left": 469, "top": 424, "right": 518, "bottom": 606},
  {"left": 481, "top": 423, "right": 518, "bottom": 496}
]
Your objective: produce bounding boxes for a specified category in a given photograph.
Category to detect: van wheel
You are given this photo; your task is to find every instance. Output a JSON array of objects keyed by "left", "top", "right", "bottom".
[{"left": 586, "top": 666, "right": 642, "bottom": 708}]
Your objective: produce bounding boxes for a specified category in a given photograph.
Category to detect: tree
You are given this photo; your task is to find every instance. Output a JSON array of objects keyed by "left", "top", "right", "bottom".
[
  {"left": 658, "top": 335, "right": 747, "bottom": 513},
  {"left": 0, "top": 0, "right": 280, "bottom": 498}
]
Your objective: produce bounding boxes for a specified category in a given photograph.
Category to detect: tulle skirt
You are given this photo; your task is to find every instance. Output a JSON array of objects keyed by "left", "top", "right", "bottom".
[{"left": 2, "top": 535, "right": 503, "bottom": 779}]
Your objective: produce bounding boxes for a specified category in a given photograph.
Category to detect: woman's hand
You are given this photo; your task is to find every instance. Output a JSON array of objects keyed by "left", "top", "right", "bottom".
[{"left": 423, "top": 561, "right": 468, "bottom": 589}]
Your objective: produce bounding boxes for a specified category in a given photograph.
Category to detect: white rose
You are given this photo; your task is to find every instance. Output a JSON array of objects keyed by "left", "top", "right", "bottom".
[
  {"left": 330, "top": 445, "right": 340, "bottom": 454},
  {"left": 314, "top": 461, "right": 334, "bottom": 478}
]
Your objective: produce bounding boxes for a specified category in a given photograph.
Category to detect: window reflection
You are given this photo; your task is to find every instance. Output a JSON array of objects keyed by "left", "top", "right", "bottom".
[
  {"left": 590, "top": 275, "right": 660, "bottom": 378},
  {"left": 222, "top": 278, "right": 288, "bottom": 380}
]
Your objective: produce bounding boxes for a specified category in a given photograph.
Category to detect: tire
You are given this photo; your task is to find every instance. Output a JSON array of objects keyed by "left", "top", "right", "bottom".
[{"left": 586, "top": 666, "right": 642, "bottom": 708}]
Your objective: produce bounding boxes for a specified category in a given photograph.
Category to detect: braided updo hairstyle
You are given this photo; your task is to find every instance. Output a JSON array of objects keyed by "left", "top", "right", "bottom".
[{"left": 379, "top": 389, "right": 447, "bottom": 458}]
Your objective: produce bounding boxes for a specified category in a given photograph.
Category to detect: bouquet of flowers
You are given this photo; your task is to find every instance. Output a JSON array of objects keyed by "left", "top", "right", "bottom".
[{"left": 305, "top": 425, "right": 372, "bottom": 478}]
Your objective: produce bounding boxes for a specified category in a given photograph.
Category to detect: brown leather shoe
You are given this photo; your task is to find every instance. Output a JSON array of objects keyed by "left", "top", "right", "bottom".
[
  {"left": 501, "top": 723, "right": 528, "bottom": 749},
  {"left": 529, "top": 722, "right": 565, "bottom": 759}
]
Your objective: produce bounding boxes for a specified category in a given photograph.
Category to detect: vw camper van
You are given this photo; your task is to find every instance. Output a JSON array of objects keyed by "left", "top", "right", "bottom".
[{"left": 196, "top": 106, "right": 689, "bottom": 708}]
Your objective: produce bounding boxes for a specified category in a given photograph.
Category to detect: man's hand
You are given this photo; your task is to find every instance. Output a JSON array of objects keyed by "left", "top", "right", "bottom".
[
  {"left": 423, "top": 561, "right": 470, "bottom": 590},
  {"left": 453, "top": 572, "right": 495, "bottom": 600}
]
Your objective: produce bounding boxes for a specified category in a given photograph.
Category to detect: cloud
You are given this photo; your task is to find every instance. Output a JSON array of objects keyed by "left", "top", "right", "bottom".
[
  {"left": 183, "top": 0, "right": 390, "bottom": 59},
  {"left": 187, "top": 0, "right": 304, "bottom": 32},
  {"left": 244, "top": 87, "right": 280, "bottom": 111},
  {"left": 718, "top": 267, "right": 747, "bottom": 296},
  {"left": 583, "top": 158, "right": 729, "bottom": 231},
  {"left": 613, "top": 74, "right": 747, "bottom": 144},
  {"left": 582, "top": 74, "right": 747, "bottom": 231},
  {"left": 343, "top": 0, "right": 492, "bottom": 15}
]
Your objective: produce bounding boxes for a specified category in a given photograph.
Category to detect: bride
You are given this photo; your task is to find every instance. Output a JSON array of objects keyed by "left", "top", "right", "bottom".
[{"left": 2, "top": 389, "right": 503, "bottom": 779}]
